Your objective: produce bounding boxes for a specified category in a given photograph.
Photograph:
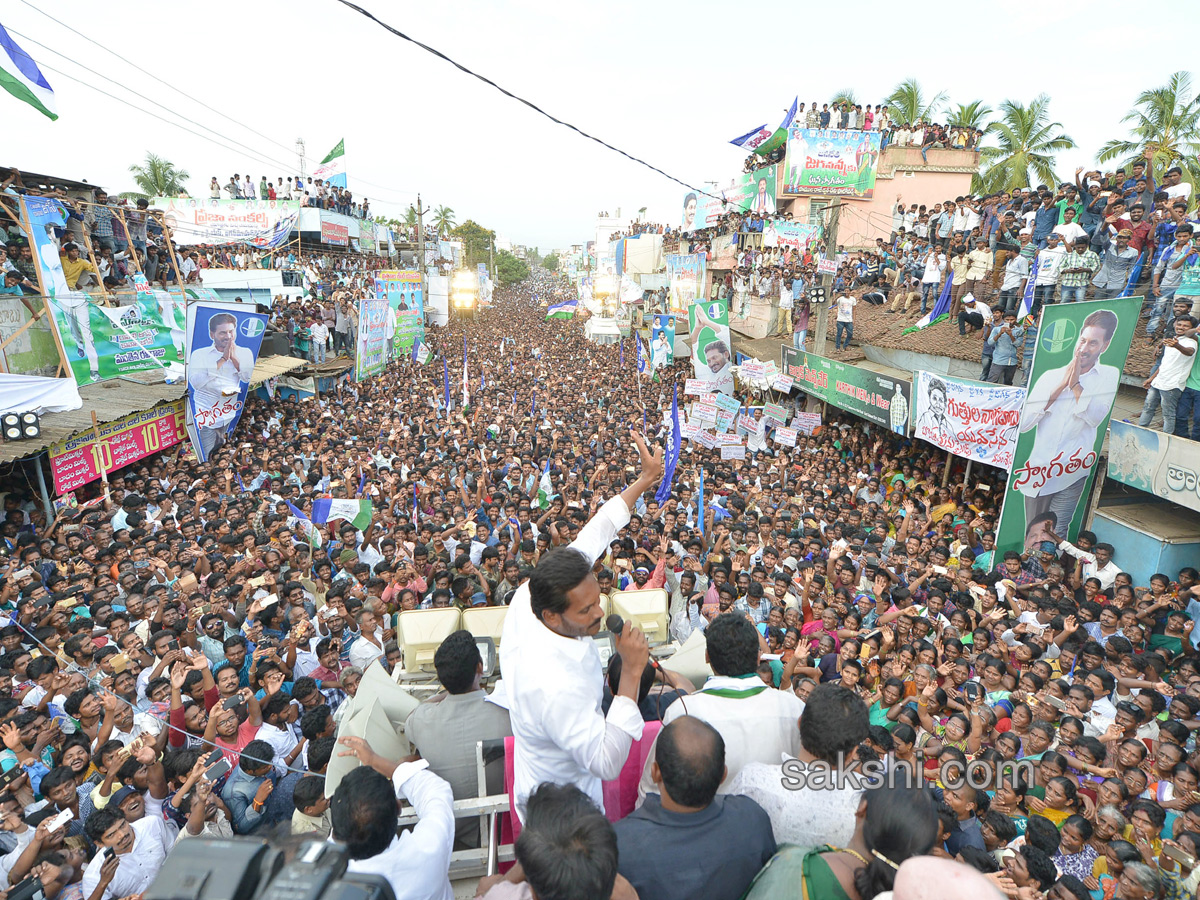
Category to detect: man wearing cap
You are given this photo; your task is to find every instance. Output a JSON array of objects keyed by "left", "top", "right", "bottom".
[{"left": 1091, "top": 227, "right": 1139, "bottom": 300}]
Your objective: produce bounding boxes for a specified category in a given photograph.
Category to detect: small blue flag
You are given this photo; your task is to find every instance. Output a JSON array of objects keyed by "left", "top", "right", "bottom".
[
  {"left": 655, "top": 386, "right": 680, "bottom": 505},
  {"left": 443, "top": 355, "right": 450, "bottom": 409}
]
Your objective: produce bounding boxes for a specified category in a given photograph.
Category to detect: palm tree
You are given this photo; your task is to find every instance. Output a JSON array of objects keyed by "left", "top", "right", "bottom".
[
  {"left": 978, "top": 95, "right": 1074, "bottom": 192},
  {"left": 947, "top": 100, "right": 993, "bottom": 132},
  {"left": 127, "top": 152, "right": 189, "bottom": 198},
  {"left": 403, "top": 205, "right": 419, "bottom": 227},
  {"left": 886, "top": 78, "right": 947, "bottom": 126},
  {"left": 432, "top": 205, "right": 456, "bottom": 236},
  {"left": 1098, "top": 71, "right": 1200, "bottom": 192},
  {"left": 830, "top": 89, "right": 857, "bottom": 108}
]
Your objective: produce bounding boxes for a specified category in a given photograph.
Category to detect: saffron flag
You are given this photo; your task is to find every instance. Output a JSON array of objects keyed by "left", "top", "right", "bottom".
[
  {"left": 0, "top": 24, "right": 57, "bottom": 120},
  {"left": 904, "top": 271, "right": 954, "bottom": 335},
  {"left": 312, "top": 139, "right": 347, "bottom": 188}
]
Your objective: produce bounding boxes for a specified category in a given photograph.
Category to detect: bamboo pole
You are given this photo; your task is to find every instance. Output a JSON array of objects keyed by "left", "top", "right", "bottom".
[{"left": 12, "top": 196, "right": 72, "bottom": 378}]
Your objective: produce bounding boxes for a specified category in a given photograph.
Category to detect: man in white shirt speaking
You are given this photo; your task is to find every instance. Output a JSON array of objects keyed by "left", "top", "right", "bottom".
[{"left": 500, "top": 429, "right": 662, "bottom": 820}]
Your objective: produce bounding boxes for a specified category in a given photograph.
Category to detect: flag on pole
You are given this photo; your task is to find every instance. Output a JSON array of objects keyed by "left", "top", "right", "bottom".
[
  {"left": 411, "top": 338, "right": 420, "bottom": 362},
  {"left": 461, "top": 335, "right": 469, "bottom": 408},
  {"left": 1018, "top": 255, "right": 1041, "bottom": 319},
  {"left": 235, "top": 471, "right": 246, "bottom": 492},
  {"left": 0, "top": 25, "right": 57, "bottom": 121},
  {"left": 443, "top": 355, "right": 450, "bottom": 410},
  {"left": 636, "top": 337, "right": 647, "bottom": 375},
  {"left": 284, "top": 501, "right": 322, "bottom": 548},
  {"left": 312, "top": 139, "right": 347, "bottom": 188},
  {"left": 902, "top": 271, "right": 955, "bottom": 335},
  {"left": 755, "top": 98, "right": 797, "bottom": 156},
  {"left": 546, "top": 299, "right": 577, "bottom": 319},
  {"left": 697, "top": 466, "right": 705, "bottom": 537},
  {"left": 535, "top": 458, "right": 555, "bottom": 510},
  {"left": 357, "top": 470, "right": 367, "bottom": 496},
  {"left": 655, "top": 386, "right": 680, "bottom": 504},
  {"left": 411, "top": 484, "right": 419, "bottom": 528},
  {"left": 531, "top": 391, "right": 536, "bottom": 420},
  {"left": 619, "top": 339, "right": 624, "bottom": 369},
  {"left": 729, "top": 122, "right": 771, "bottom": 152},
  {"left": 310, "top": 498, "right": 373, "bottom": 530}
]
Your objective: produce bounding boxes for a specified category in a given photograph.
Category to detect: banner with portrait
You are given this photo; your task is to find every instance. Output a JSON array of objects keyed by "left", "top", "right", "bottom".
[
  {"left": 1108, "top": 421, "right": 1200, "bottom": 516},
  {"left": 355, "top": 297, "right": 390, "bottom": 382},
  {"left": 763, "top": 221, "right": 819, "bottom": 252},
  {"left": 373, "top": 270, "right": 424, "bottom": 355},
  {"left": 912, "top": 371, "right": 1025, "bottom": 470},
  {"left": 781, "top": 346, "right": 910, "bottom": 434},
  {"left": 995, "top": 297, "right": 1140, "bottom": 554},
  {"left": 681, "top": 166, "right": 778, "bottom": 232},
  {"left": 651, "top": 315, "right": 675, "bottom": 369},
  {"left": 151, "top": 198, "right": 300, "bottom": 248},
  {"left": 666, "top": 253, "right": 705, "bottom": 316},
  {"left": 782, "top": 128, "right": 882, "bottom": 198},
  {"left": 185, "top": 301, "right": 268, "bottom": 463},
  {"left": 687, "top": 300, "right": 733, "bottom": 395}
]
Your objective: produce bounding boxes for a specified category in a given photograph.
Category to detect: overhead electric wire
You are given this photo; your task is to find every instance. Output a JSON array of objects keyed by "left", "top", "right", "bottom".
[
  {"left": 13, "top": 1, "right": 423, "bottom": 204},
  {"left": 16, "top": 0, "right": 299, "bottom": 160},
  {"left": 331, "top": 0, "right": 725, "bottom": 202},
  {"left": 5, "top": 28, "right": 300, "bottom": 176}
]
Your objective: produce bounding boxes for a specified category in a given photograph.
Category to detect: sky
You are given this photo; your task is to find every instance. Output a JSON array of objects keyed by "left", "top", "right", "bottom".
[{"left": 5, "top": 0, "right": 1199, "bottom": 252}]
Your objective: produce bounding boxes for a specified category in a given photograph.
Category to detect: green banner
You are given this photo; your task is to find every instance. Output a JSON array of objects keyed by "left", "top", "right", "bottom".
[
  {"left": 781, "top": 346, "right": 910, "bottom": 434},
  {"left": 48, "top": 291, "right": 186, "bottom": 387},
  {"left": 995, "top": 297, "right": 1140, "bottom": 554}
]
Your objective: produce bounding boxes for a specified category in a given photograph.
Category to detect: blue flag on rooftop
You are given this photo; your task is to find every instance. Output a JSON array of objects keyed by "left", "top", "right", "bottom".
[
  {"left": 1018, "top": 255, "right": 1041, "bottom": 319},
  {"left": 904, "top": 271, "right": 954, "bottom": 335}
]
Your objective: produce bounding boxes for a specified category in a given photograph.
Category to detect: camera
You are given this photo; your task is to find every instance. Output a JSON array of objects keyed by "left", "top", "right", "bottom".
[{"left": 145, "top": 838, "right": 395, "bottom": 900}]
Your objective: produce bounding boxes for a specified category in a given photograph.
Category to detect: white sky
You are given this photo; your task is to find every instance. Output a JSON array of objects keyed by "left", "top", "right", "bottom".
[{"left": 5, "top": 0, "right": 1198, "bottom": 251}]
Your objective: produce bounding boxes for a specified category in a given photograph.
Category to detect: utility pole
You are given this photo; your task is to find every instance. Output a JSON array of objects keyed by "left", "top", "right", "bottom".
[
  {"left": 296, "top": 138, "right": 306, "bottom": 177},
  {"left": 489, "top": 234, "right": 495, "bottom": 281},
  {"left": 415, "top": 195, "right": 426, "bottom": 277},
  {"left": 813, "top": 201, "right": 841, "bottom": 357}
]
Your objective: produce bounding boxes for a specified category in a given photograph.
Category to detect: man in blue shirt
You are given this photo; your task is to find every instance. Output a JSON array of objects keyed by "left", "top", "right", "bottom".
[{"left": 986, "top": 311, "right": 1025, "bottom": 385}]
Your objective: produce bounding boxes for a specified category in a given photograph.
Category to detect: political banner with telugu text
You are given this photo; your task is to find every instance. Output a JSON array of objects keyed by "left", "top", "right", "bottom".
[
  {"left": 995, "top": 297, "right": 1139, "bottom": 554},
  {"left": 781, "top": 346, "right": 910, "bottom": 434},
  {"left": 688, "top": 301, "right": 734, "bottom": 396},
  {"left": 355, "top": 297, "right": 390, "bottom": 382},
  {"left": 912, "top": 371, "right": 1025, "bottom": 470},
  {"left": 1108, "top": 420, "right": 1200, "bottom": 516},
  {"left": 373, "top": 270, "right": 424, "bottom": 355},
  {"left": 50, "top": 400, "right": 185, "bottom": 495},
  {"left": 667, "top": 254, "right": 706, "bottom": 316},
  {"left": 151, "top": 198, "right": 299, "bottom": 248},
  {"left": 782, "top": 128, "right": 882, "bottom": 198},
  {"left": 185, "top": 301, "right": 268, "bottom": 463}
]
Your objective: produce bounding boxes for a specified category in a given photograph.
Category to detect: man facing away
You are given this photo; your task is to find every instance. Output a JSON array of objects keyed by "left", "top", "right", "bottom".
[
  {"left": 615, "top": 716, "right": 776, "bottom": 900},
  {"left": 405, "top": 629, "right": 512, "bottom": 848}
]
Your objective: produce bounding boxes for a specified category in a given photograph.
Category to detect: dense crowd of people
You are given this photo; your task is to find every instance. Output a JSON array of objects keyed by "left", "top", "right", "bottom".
[{"left": 3, "top": 260, "right": 1200, "bottom": 900}]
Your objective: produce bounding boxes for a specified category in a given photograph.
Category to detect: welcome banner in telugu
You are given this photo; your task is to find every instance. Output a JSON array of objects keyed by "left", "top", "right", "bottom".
[
  {"left": 912, "top": 371, "right": 1025, "bottom": 470},
  {"left": 373, "top": 270, "right": 424, "bottom": 355},
  {"left": 782, "top": 128, "right": 882, "bottom": 198},
  {"left": 50, "top": 400, "right": 185, "bottom": 494},
  {"left": 151, "top": 198, "right": 299, "bottom": 248}
]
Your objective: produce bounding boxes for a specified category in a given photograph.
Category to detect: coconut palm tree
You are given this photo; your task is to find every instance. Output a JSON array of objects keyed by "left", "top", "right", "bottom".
[
  {"left": 978, "top": 95, "right": 1074, "bottom": 192},
  {"left": 432, "top": 205, "right": 456, "bottom": 235},
  {"left": 885, "top": 78, "right": 947, "bottom": 126},
  {"left": 403, "top": 205, "right": 419, "bottom": 227},
  {"left": 947, "top": 100, "right": 993, "bottom": 132},
  {"left": 1098, "top": 71, "right": 1200, "bottom": 192},
  {"left": 127, "top": 152, "right": 189, "bottom": 198},
  {"left": 831, "top": 89, "right": 857, "bottom": 108}
]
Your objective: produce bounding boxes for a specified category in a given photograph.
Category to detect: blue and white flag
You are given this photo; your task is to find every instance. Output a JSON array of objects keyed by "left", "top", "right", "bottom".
[
  {"left": 655, "top": 386, "right": 680, "bottom": 504},
  {"left": 546, "top": 299, "right": 577, "bottom": 319},
  {"left": 906, "top": 271, "right": 954, "bottom": 334},
  {"left": 636, "top": 337, "right": 647, "bottom": 375},
  {"left": 697, "top": 466, "right": 705, "bottom": 537},
  {"left": 0, "top": 24, "right": 57, "bottom": 120},
  {"left": 729, "top": 122, "right": 771, "bottom": 151},
  {"left": 1018, "top": 256, "right": 1041, "bottom": 320},
  {"left": 535, "top": 458, "right": 555, "bottom": 510}
]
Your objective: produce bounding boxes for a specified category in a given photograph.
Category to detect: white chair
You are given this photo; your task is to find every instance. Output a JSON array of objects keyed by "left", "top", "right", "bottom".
[
  {"left": 462, "top": 605, "right": 508, "bottom": 646},
  {"left": 611, "top": 588, "right": 669, "bottom": 646},
  {"left": 396, "top": 607, "right": 462, "bottom": 673}
]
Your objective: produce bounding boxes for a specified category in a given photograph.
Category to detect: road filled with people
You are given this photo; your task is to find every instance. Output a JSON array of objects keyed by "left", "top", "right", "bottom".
[{"left": 1, "top": 268, "right": 1199, "bottom": 900}]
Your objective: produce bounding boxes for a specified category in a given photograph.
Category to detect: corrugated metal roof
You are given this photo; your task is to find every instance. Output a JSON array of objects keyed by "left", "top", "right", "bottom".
[
  {"left": 0, "top": 371, "right": 183, "bottom": 463},
  {"left": 249, "top": 354, "right": 307, "bottom": 385}
]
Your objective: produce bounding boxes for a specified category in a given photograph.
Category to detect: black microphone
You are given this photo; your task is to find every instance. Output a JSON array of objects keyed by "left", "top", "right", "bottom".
[{"left": 606, "top": 614, "right": 625, "bottom": 635}]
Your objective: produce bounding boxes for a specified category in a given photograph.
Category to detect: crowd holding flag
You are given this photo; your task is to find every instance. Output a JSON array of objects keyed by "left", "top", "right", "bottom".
[
  {"left": 904, "top": 273, "right": 955, "bottom": 335},
  {"left": 546, "top": 298, "right": 577, "bottom": 319}
]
